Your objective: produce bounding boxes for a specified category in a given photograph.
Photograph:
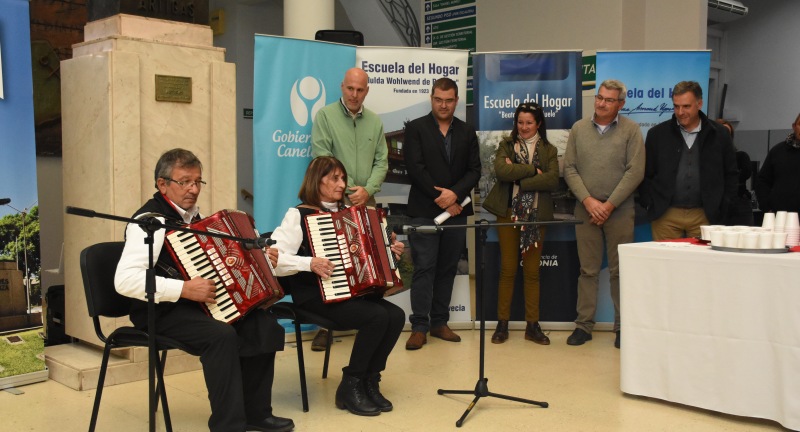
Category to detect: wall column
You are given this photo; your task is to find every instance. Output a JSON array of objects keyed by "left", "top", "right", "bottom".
[{"left": 284, "top": 0, "right": 334, "bottom": 39}]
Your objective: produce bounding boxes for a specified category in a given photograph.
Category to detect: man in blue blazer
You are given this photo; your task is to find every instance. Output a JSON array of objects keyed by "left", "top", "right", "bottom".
[{"left": 403, "top": 77, "right": 481, "bottom": 350}]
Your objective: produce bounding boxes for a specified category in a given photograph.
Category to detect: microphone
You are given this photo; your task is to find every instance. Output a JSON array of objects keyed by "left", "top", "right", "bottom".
[
  {"left": 393, "top": 224, "right": 441, "bottom": 234},
  {"left": 0, "top": 198, "right": 10, "bottom": 205},
  {"left": 242, "top": 234, "right": 277, "bottom": 250},
  {"left": 65, "top": 206, "right": 96, "bottom": 217}
]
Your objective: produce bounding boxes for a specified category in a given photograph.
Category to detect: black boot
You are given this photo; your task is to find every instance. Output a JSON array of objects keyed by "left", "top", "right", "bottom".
[
  {"left": 365, "top": 373, "right": 393, "bottom": 412},
  {"left": 525, "top": 321, "right": 550, "bottom": 345},
  {"left": 491, "top": 320, "right": 509, "bottom": 344},
  {"left": 335, "top": 374, "right": 381, "bottom": 416}
]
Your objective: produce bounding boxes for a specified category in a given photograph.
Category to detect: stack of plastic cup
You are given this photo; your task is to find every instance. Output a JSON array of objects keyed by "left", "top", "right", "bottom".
[
  {"left": 786, "top": 212, "right": 800, "bottom": 247},
  {"left": 762, "top": 212, "right": 776, "bottom": 230},
  {"left": 774, "top": 211, "right": 788, "bottom": 234}
]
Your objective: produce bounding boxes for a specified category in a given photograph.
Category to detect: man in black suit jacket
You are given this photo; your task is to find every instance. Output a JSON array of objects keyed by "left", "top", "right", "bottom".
[
  {"left": 403, "top": 77, "right": 481, "bottom": 350},
  {"left": 638, "top": 81, "right": 738, "bottom": 240}
]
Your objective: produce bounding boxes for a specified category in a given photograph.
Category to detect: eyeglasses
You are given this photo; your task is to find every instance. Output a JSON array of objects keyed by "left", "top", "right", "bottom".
[
  {"left": 595, "top": 94, "right": 622, "bottom": 104},
  {"left": 433, "top": 97, "right": 457, "bottom": 106},
  {"left": 162, "top": 177, "right": 206, "bottom": 189}
]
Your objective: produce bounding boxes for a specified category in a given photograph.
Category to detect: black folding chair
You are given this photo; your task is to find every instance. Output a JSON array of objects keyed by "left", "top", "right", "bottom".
[
  {"left": 80, "top": 241, "right": 198, "bottom": 432},
  {"left": 270, "top": 301, "right": 351, "bottom": 412}
]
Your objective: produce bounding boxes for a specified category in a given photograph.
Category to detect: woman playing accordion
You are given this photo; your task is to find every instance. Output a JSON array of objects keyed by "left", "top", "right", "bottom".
[{"left": 269, "top": 156, "right": 405, "bottom": 417}]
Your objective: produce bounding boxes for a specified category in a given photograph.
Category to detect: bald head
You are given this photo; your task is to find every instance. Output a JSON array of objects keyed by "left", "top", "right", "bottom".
[{"left": 341, "top": 68, "right": 370, "bottom": 114}]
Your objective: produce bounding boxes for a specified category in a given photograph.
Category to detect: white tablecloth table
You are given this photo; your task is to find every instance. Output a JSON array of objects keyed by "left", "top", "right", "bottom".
[{"left": 619, "top": 242, "right": 800, "bottom": 430}]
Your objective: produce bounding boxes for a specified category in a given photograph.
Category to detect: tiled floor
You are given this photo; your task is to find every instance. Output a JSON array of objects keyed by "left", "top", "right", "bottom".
[{"left": 2, "top": 329, "right": 789, "bottom": 431}]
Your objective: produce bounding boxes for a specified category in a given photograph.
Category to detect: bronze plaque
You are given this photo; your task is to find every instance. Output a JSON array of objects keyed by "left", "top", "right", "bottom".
[{"left": 155, "top": 75, "right": 192, "bottom": 103}]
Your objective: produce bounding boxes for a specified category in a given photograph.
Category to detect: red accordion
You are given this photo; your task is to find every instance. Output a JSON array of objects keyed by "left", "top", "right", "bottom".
[
  {"left": 305, "top": 206, "right": 404, "bottom": 303},
  {"left": 165, "top": 209, "right": 284, "bottom": 323}
]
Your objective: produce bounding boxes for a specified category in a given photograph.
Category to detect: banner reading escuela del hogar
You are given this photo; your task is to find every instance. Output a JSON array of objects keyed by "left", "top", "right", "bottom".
[
  {"left": 355, "top": 46, "right": 468, "bottom": 188},
  {"left": 355, "top": 46, "right": 471, "bottom": 325},
  {"left": 596, "top": 51, "right": 711, "bottom": 138},
  {"left": 593, "top": 51, "right": 711, "bottom": 326},
  {"left": 472, "top": 51, "right": 582, "bottom": 203},
  {"left": 472, "top": 51, "right": 584, "bottom": 325},
  {"left": 253, "top": 35, "right": 356, "bottom": 232}
]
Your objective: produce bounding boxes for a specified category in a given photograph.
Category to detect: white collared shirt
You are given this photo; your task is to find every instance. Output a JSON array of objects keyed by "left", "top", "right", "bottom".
[
  {"left": 592, "top": 114, "right": 619, "bottom": 135},
  {"left": 679, "top": 120, "right": 701, "bottom": 149}
]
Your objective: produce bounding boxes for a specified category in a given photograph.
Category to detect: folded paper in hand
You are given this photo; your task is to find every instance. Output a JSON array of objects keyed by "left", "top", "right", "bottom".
[{"left": 434, "top": 197, "right": 471, "bottom": 225}]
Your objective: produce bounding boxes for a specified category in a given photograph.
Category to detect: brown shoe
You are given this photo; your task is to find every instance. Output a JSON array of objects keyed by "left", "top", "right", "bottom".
[
  {"left": 491, "top": 320, "right": 509, "bottom": 344},
  {"left": 405, "top": 331, "right": 427, "bottom": 350},
  {"left": 311, "top": 329, "right": 329, "bottom": 352},
  {"left": 525, "top": 321, "right": 550, "bottom": 345},
  {"left": 430, "top": 325, "right": 461, "bottom": 342}
]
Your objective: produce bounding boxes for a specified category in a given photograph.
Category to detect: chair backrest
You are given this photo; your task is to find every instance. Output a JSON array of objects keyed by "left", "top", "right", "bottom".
[{"left": 80, "top": 241, "right": 130, "bottom": 320}]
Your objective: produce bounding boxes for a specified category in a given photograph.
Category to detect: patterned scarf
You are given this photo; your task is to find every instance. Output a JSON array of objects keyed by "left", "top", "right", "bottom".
[
  {"left": 786, "top": 133, "right": 800, "bottom": 149},
  {"left": 510, "top": 136, "right": 542, "bottom": 257}
]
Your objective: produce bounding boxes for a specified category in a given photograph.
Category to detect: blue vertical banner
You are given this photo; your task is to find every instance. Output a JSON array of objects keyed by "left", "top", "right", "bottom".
[
  {"left": 252, "top": 36, "right": 356, "bottom": 231},
  {"left": 0, "top": 0, "right": 46, "bottom": 387},
  {"left": 0, "top": 0, "right": 39, "bottom": 216},
  {"left": 473, "top": 51, "right": 582, "bottom": 204},
  {"left": 596, "top": 51, "right": 711, "bottom": 137},
  {"left": 472, "top": 51, "right": 583, "bottom": 324}
]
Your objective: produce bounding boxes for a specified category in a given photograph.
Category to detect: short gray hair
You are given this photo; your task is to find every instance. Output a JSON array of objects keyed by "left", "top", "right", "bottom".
[
  {"left": 599, "top": 79, "right": 627, "bottom": 100},
  {"left": 154, "top": 148, "right": 202, "bottom": 188}
]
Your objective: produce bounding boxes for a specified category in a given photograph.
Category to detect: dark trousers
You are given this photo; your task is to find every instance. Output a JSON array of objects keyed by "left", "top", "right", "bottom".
[
  {"left": 408, "top": 215, "right": 467, "bottom": 333},
  {"left": 153, "top": 302, "right": 277, "bottom": 432},
  {"left": 297, "top": 296, "right": 405, "bottom": 377}
]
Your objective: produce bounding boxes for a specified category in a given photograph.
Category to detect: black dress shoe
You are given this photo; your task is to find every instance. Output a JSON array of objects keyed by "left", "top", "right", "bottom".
[
  {"left": 615, "top": 330, "right": 620, "bottom": 349},
  {"left": 246, "top": 415, "right": 295, "bottom": 432},
  {"left": 311, "top": 328, "right": 329, "bottom": 352},
  {"left": 566, "top": 328, "right": 592, "bottom": 346}
]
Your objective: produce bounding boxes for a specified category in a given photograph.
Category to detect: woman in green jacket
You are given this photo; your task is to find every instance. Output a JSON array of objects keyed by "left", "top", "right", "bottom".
[{"left": 482, "top": 102, "right": 559, "bottom": 345}]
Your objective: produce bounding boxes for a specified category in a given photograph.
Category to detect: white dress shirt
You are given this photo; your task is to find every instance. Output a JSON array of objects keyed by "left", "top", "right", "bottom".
[{"left": 113, "top": 198, "right": 199, "bottom": 302}]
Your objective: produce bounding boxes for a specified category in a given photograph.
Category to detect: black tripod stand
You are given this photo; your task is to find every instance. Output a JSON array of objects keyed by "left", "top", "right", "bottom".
[{"left": 433, "top": 219, "right": 580, "bottom": 427}]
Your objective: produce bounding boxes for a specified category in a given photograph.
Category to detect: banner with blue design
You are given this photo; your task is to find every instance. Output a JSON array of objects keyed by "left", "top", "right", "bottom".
[
  {"left": 473, "top": 51, "right": 582, "bottom": 131},
  {"left": 596, "top": 51, "right": 711, "bottom": 137},
  {"left": 472, "top": 51, "right": 584, "bottom": 325},
  {"left": 354, "top": 46, "right": 470, "bottom": 324},
  {"left": 253, "top": 35, "right": 356, "bottom": 231}
]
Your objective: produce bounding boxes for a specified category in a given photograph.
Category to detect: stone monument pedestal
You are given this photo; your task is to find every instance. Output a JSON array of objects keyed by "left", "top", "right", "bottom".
[{"left": 54, "top": 13, "right": 237, "bottom": 389}]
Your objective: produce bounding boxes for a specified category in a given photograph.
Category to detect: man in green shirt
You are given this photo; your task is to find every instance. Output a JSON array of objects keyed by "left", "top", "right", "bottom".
[
  {"left": 311, "top": 67, "right": 388, "bottom": 206},
  {"left": 309, "top": 68, "right": 389, "bottom": 350}
]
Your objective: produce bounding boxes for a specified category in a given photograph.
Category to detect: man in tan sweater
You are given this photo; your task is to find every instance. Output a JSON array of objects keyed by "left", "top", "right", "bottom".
[{"left": 563, "top": 79, "right": 645, "bottom": 349}]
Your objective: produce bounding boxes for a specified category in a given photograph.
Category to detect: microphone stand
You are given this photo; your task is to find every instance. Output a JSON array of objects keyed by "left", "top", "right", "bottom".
[
  {"left": 65, "top": 206, "right": 270, "bottom": 432},
  {"left": 424, "top": 218, "right": 581, "bottom": 427}
]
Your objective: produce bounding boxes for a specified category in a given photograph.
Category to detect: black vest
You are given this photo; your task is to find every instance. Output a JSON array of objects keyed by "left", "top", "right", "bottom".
[{"left": 126, "top": 192, "right": 193, "bottom": 326}]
